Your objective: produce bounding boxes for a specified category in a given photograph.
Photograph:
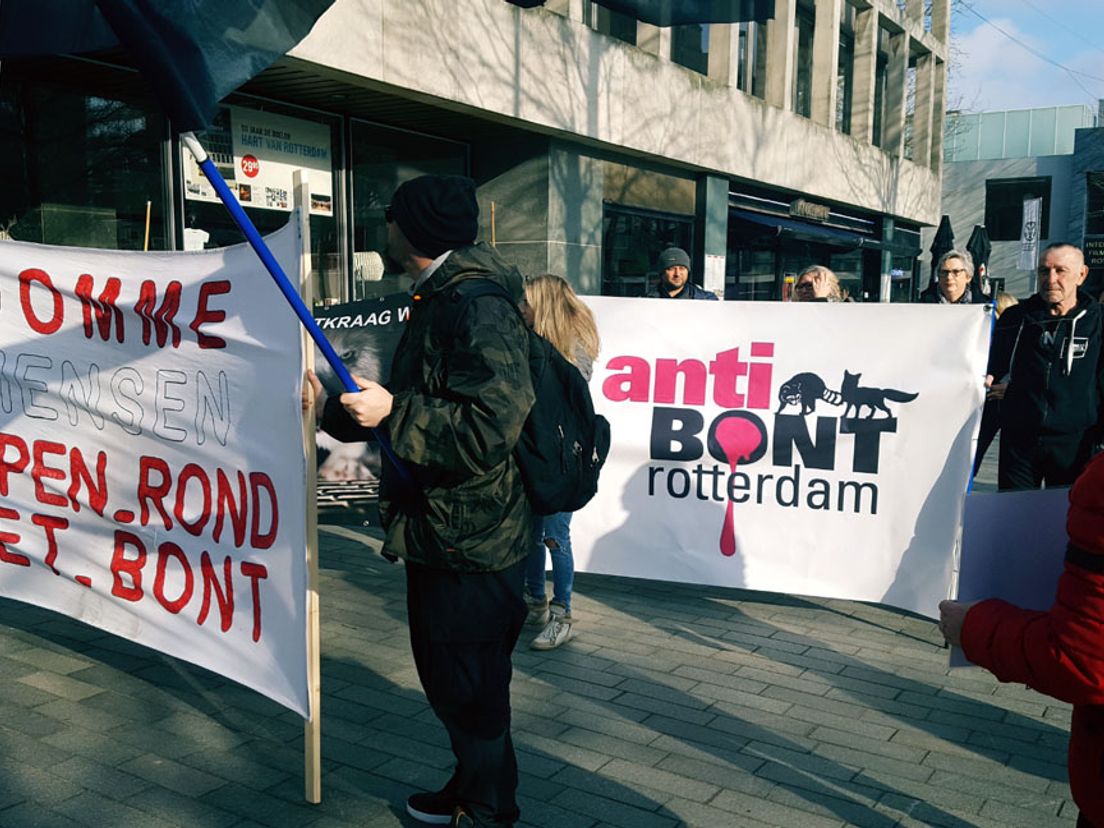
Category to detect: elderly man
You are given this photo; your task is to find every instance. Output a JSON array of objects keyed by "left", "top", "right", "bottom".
[
  {"left": 987, "top": 242, "right": 1104, "bottom": 490},
  {"left": 315, "top": 174, "right": 533, "bottom": 827},
  {"left": 651, "top": 246, "right": 718, "bottom": 300},
  {"left": 919, "top": 249, "right": 988, "bottom": 304}
]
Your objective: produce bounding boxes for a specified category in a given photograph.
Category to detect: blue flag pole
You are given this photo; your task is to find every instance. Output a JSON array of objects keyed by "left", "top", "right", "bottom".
[{"left": 180, "top": 131, "right": 414, "bottom": 487}]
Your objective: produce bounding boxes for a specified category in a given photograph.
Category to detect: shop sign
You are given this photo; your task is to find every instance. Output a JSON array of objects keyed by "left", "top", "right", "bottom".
[
  {"left": 183, "top": 105, "right": 333, "bottom": 217},
  {"left": 1084, "top": 235, "right": 1104, "bottom": 268},
  {"left": 789, "top": 199, "right": 830, "bottom": 222}
]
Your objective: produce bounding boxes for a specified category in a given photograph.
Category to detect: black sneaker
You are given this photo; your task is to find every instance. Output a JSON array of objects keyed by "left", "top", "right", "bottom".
[{"left": 406, "top": 789, "right": 455, "bottom": 824}]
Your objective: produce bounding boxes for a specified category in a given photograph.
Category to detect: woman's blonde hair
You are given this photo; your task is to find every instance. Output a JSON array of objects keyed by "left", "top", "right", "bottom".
[
  {"left": 524, "top": 274, "right": 600, "bottom": 365},
  {"left": 795, "top": 264, "right": 842, "bottom": 301}
]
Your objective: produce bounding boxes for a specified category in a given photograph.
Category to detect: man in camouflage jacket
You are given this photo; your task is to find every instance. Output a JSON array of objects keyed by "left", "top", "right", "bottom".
[{"left": 317, "top": 175, "right": 533, "bottom": 827}]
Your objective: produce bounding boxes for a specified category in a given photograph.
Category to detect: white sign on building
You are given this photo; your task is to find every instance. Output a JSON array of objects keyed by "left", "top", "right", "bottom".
[{"left": 183, "top": 105, "right": 333, "bottom": 217}]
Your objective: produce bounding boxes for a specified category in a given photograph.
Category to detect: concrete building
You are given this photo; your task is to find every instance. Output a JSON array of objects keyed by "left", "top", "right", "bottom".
[
  {"left": 0, "top": 0, "right": 950, "bottom": 303},
  {"left": 928, "top": 104, "right": 1104, "bottom": 299}
]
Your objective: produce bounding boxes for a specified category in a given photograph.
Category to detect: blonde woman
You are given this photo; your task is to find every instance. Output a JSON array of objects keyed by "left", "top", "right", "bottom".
[
  {"left": 792, "top": 264, "right": 842, "bottom": 302},
  {"left": 521, "top": 274, "right": 600, "bottom": 650}
]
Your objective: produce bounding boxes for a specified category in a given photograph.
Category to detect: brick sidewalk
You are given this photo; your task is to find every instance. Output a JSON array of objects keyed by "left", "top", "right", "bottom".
[{"left": 0, "top": 523, "right": 1075, "bottom": 827}]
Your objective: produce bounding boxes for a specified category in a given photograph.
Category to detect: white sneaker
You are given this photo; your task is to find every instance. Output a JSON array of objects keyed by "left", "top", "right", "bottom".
[{"left": 530, "top": 605, "right": 574, "bottom": 650}]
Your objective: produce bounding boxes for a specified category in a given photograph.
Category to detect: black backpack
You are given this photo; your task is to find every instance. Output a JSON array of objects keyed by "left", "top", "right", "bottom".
[{"left": 446, "top": 279, "right": 611, "bottom": 515}]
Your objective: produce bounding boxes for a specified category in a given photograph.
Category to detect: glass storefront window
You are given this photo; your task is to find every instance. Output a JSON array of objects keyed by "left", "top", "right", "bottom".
[
  {"left": 349, "top": 121, "right": 467, "bottom": 300},
  {"left": 601, "top": 205, "right": 693, "bottom": 297},
  {"left": 732, "top": 248, "right": 777, "bottom": 301},
  {"left": 0, "top": 67, "right": 169, "bottom": 251},
  {"left": 184, "top": 99, "right": 342, "bottom": 306},
  {"left": 829, "top": 250, "right": 863, "bottom": 301}
]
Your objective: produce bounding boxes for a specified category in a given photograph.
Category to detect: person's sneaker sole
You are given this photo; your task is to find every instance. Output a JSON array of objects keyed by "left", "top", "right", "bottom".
[{"left": 406, "top": 795, "right": 454, "bottom": 825}]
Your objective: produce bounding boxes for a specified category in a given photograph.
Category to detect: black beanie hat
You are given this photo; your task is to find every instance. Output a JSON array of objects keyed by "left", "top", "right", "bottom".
[
  {"left": 390, "top": 175, "right": 479, "bottom": 258},
  {"left": 658, "top": 247, "right": 691, "bottom": 271}
]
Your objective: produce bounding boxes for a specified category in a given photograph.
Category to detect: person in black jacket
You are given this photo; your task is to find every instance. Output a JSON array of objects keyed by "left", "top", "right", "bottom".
[
  {"left": 919, "top": 249, "right": 989, "bottom": 304},
  {"left": 311, "top": 175, "right": 533, "bottom": 827},
  {"left": 987, "top": 242, "right": 1104, "bottom": 490},
  {"left": 650, "top": 246, "right": 718, "bottom": 300}
]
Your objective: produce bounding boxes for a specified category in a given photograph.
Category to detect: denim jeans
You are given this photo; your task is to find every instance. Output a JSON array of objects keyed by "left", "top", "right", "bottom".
[{"left": 524, "top": 511, "right": 574, "bottom": 613}]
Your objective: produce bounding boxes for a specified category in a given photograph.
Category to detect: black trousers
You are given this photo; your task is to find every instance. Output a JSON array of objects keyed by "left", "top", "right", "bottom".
[
  {"left": 998, "top": 428, "right": 1096, "bottom": 490},
  {"left": 972, "top": 399, "right": 1001, "bottom": 477},
  {"left": 405, "top": 557, "right": 527, "bottom": 826}
]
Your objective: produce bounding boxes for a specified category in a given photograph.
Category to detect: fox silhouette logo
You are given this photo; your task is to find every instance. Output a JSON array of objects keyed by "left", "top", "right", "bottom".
[
  {"left": 840, "top": 370, "right": 918, "bottom": 418},
  {"left": 777, "top": 370, "right": 918, "bottom": 419}
]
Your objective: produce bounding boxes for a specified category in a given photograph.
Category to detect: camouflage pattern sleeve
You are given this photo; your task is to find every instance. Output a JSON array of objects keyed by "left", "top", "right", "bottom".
[{"left": 387, "top": 296, "right": 533, "bottom": 476}]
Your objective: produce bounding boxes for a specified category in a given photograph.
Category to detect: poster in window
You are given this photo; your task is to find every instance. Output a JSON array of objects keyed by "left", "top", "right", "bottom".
[{"left": 183, "top": 105, "right": 333, "bottom": 217}]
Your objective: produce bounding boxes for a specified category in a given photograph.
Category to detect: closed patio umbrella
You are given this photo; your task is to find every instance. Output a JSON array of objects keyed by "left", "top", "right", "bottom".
[
  {"left": 965, "top": 224, "right": 993, "bottom": 297},
  {"left": 929, "top": 214, "right": 955, "bottom": 289}
]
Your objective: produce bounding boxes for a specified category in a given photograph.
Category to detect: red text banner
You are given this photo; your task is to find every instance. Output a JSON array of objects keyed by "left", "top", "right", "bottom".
[{"left": 0, "top": 225, "right": 309, "bottom": 716}]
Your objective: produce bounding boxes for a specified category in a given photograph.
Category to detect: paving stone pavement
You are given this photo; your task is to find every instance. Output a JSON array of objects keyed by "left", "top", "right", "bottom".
[{"left": 0, "top": 493, "right": 1077, "bottom": 828}]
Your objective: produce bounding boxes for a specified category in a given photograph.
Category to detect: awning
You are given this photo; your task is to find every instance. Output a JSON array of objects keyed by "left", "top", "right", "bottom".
[{"left": 731, "top": 209, "right": 879, "bottom": 250}]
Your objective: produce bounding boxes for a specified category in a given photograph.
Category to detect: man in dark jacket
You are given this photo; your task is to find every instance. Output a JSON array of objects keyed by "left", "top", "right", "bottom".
[
  {"left": 939, "top": 452, "right": 1104, "bottom": 828},
  {"left": 651, "top": 246, "right": 718, "bottom": 300},
  {"left": 987, "top": 242, "right": 1104, "bottom": 490},
  {"left": 317, "top": 175, "right": 534, "bottom": 827},
  {"left": 918, "top": 249, "right": 989, "bottom": 304}
]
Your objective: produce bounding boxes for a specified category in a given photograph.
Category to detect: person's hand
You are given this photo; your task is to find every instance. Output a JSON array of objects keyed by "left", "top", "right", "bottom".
[
  {"left": 987, "top": 381, "right": 1008, "bottom": 401},
  {"left": 339, "top": 375, "right": 393, "bottom": 429},
  {"left": 302, "top": 370, "right": 325, "bottom": 421},
  {"left": 937, "top": 599, "right": 979, "bottom": 647}
]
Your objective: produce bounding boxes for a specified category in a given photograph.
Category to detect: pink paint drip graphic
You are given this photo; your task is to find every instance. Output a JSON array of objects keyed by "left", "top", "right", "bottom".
[{"left": 714, "top": 417, "right": 766, "bottom": 557}]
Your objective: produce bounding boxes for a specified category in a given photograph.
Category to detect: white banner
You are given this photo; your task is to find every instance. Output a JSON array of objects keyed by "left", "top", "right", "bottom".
[
  {"left": 573, "top": 298, "right": 991, "bottom": 618},
  {"left": 0, "top": 227, "right": 309, "bottom": 716},
  {"left": 1018, "top": 196, "right": 1042, "bottom": 271},
  {"left": 184, "top": 105, "right": 333, "bottom": 216}
]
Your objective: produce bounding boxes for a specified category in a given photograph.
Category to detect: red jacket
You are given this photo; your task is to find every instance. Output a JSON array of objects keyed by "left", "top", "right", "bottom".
[{"left": 962, "top": 453, "right": 1104, "bottom": 827}]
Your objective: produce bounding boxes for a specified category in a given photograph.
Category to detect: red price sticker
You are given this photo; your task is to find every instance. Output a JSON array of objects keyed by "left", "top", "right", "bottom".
[{"left": 240, "top": 155, "right": 260, "bottom": 178}]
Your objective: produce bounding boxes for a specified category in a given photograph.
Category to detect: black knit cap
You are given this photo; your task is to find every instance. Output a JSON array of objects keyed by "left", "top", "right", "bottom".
[
  {"left": 658, "top": 247, "right": 691, "bottom": 270},
  {"left": 389, "top": 174, "right": 478, "bottom": 258}
]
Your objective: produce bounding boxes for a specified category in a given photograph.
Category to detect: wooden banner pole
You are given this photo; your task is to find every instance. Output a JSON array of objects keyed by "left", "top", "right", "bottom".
[{"left": 293, "top": 170, "right": 322, "bottom": 804}]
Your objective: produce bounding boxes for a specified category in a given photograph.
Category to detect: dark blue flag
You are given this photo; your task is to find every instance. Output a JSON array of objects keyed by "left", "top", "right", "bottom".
[
  {"left": 506, "top": 0, "right": 774, "bottom": 25},
  {"left": 0, "top": 0, "right": 334, "bottom": 132}
]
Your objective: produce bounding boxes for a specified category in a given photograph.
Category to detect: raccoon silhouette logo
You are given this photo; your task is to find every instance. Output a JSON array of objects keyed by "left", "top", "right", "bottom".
[
  {"left": 776, "top": 372, "right": 843, "bottom": 414},
  {"left": 840, "top": 370, "right": 918, "bottom": 418}
]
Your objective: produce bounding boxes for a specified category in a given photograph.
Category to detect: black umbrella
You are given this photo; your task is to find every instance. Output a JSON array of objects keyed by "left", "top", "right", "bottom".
[
  {"left": 929, "top": 215, "right": 955, "bottom": 288},
  {"left": 965, "top": 224, "right": 992, "bottom": 297}
]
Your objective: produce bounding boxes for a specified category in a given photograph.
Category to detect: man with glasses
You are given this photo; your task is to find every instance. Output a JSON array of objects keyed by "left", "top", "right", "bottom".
[
  {"left": 987, "top": 242, "right": 1104, "bottom": 490},
  {"left": 919, "top": 249, "right": 988, "bottom": 304}
]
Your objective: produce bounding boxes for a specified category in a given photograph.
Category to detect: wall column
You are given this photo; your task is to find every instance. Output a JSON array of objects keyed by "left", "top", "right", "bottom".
[
  {"left": 764, "top": 0, "right": 796, "bottom": 110},
  {"left": 912, "top": 51, "right": 935, "bottom": 167},
  {"left": 851, "top": 7, "right": 877, "bottom": 143},
  {"left": 882, "top": 30, "right": 908, "bottom": 158},
  {"left": 708, "top": 24, "right": 738, "bottom": 86},
  {"left": 931, "top": 0, "right": 951, "bottom": 41},
  {"left": 543, "top": 0, "right": 584, "bottom": 21},
  {"left": 696, "top": 175, "right": 729, "bottom": 298},
  {"left": 637, "top": 22, "right": 671, "bottom": 57},
  {"left": 810, "top": 0, "right": 841, "bottom": 127}
]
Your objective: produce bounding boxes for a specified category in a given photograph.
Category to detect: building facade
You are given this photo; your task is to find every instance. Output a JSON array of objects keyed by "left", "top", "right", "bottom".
[
  {"left": 0, "top": 0, "right": 949, "bottom": 303},
  {"left": 931, "top": 104, "right": 1103, "bottom": 299}
]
